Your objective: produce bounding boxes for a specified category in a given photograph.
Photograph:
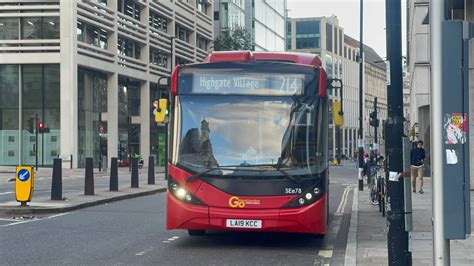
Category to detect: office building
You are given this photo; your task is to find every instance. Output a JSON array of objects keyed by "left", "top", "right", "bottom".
[{"left": 0, "top": 0, "right": 213, "bottom": 168}]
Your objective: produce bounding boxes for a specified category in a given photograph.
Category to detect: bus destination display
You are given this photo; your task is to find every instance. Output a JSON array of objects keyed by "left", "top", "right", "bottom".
[{"left": 192, "top": 73, "right": 305, "bottom": 95}]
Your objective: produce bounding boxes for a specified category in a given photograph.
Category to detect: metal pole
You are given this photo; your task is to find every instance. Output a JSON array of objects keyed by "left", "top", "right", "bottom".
[
  {"left": 358, "top": 0, "right": 365, "bottom": 191},
  {"left": 385, "top": 0, "right": 411, "bottom": 264},
  {"left": 430, "top": 0, "right": 450, "bottom": 264},
  {"left": 35, "top": 113, "right": 39, "bottom": 171},
  {"left": 374, "top": 97, "right": 378, "bottom": 144}
]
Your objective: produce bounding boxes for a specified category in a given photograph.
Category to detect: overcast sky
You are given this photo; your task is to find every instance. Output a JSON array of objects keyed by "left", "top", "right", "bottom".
[{"left": 286, "top": 0, "right": 407, "bottom": 58}]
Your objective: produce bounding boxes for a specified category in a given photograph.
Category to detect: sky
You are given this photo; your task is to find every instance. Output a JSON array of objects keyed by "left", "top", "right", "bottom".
[{"left": 286, "top": 0, "right": 407, "bottom": 58}]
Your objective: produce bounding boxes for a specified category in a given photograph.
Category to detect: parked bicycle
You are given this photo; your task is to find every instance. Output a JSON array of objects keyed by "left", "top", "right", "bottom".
[{"left": 368, "top": 157, "right": 387, "bottom": 217}]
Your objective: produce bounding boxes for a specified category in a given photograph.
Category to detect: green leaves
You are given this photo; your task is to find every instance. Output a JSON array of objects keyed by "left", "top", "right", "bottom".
[{"left": 214, "top": 27, "right": 252, "bottom": 51}]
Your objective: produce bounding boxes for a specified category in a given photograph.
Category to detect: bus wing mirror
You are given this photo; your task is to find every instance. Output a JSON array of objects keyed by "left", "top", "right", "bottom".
[
  {"left": 154, "top": 99, "right": 168, "bottom": 123},
  {"left": 332, "top": 101, "right": 344, "bottom": 126}
]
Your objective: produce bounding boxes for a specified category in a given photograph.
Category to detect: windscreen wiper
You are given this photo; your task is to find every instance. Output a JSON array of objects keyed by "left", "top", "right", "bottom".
[
  {"left": 232, "top": 163, "right": 303, "bottom": 185},
  {"left": 185, "top": 167, "right": 224, "bottom": 183}
]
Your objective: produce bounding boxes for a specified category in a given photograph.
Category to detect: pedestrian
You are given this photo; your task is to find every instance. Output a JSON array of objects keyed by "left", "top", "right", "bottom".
[{"left": 410, "top": 140, "right": 426, "bottom": 194}]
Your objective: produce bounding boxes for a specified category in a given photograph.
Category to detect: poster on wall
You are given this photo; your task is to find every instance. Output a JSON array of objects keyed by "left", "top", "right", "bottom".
[{"left": 444, "top": 113, "right": 468, "bottom": 145}]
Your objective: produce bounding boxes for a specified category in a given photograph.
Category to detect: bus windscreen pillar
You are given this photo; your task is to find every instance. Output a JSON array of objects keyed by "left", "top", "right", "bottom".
[{"left": 440, "top": 21, "right": 471, "bottom": 239}]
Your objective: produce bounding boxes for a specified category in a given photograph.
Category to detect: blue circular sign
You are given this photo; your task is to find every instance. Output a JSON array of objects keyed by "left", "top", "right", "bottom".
[{"left": 18, "top": 169, "right": 30, "bottom": 182}]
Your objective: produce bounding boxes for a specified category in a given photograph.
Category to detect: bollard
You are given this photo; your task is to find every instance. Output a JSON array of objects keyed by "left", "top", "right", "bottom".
[
  {"left": 110, "top": 157, "right": 118, "bottom": 191},
  {"left": 85, "top": 157, "right": 94, "bottom": 195},
  {"left": 51, "top": 158, "right": 62, "bottom": 200},
  {"left": 131, "top": 157, "right": 139, "bottom": 188},
  {"left": 148, "top": 156, "right": 155, "bottom": 185}
]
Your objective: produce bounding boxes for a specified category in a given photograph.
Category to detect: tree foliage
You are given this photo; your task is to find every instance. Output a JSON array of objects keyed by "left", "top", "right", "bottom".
[{"left": 214, "top": 28, "right": 252, "bottom": 51}]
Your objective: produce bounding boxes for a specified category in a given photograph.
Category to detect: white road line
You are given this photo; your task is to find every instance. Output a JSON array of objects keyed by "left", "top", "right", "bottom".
[
  {"left": 0, "top": 218, "right": 17, "bottom": 222},
  {"left": 2, "top": 212, "right": 70, "bottom": 227},
  {"left": 0, "top": 191, "right": 14, "bottom": 195},
  {"left": 340, "top": 187, "right": 353, "bottom": 215},
  {"left": 318, "top": 250, "right": 333, "bottom": 258},
  {"left": 336, "top": 187, "right": 350, "bottom": 214},
  {"left": 135, "top": 247, "right": 153, "bottom": 256}
]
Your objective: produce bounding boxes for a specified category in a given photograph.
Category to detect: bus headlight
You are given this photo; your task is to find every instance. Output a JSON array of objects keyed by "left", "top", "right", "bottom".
[
  {"left": 176, "top": 188, "right": 187, "bottom": 199},
  {"left": 305, "top": 193, "right": 313, "bottom": 200},
  {"left": 168, "top": 177, "right": 205, "bottom": 206}
]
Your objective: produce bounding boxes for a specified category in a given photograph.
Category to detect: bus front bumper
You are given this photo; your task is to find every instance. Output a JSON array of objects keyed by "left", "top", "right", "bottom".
[{"left": 166, "top": 193, "right": 327, "bottom": 235}]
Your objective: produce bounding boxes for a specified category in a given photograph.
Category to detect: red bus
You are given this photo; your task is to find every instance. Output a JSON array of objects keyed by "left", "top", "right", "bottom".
[{"left": 166, "top": 51, "right": 329, "bottom": 236}]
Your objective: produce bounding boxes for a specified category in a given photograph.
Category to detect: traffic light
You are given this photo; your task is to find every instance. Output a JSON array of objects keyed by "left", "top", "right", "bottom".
[
  {"left": 369, "top": 111, "right": 379, "bottom": 127},
  {"left": 27, "top": 116, "right": 35, "bottom": 134},
  {"left": 153, "top": 98, "right": 168, "bottom": 123},
  {"left": 37, "top": 121, "right": 50, "bottom": 133},
  {"left": 130, "top": 125, "right": 139, "bottom": 143},
  {"left": 332, "top": 100, "right": 344, "bottom": 126}
]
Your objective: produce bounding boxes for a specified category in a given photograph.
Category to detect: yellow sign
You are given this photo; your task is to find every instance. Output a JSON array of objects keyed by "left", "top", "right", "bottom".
[
  {"left": 15, "top": 166, "right": 34, "bottom": 203},
  {"left": 154, "top": 99, "right": 168, "bottom": 123},
  {"left": 332, "top": 101, "right": 344, "bottom": 126},
  {"left": 228, "top": 196, "right": 260, "bottom": 208}
]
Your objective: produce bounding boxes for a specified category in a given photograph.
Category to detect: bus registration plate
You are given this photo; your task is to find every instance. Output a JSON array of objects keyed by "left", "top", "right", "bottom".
[{"left": 226, "top": 219, "right": 262, "bottom": 229}]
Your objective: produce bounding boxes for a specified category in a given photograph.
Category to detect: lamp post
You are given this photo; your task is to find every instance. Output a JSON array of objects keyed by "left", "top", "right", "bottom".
[{"left": 358, "top": 0, "right": 365, "bottom": 191}]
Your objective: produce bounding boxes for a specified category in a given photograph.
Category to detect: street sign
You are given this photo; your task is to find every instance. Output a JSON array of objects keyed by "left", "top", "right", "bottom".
[{"left": 15, "top": 166, "right": 34, "bottom": 204}]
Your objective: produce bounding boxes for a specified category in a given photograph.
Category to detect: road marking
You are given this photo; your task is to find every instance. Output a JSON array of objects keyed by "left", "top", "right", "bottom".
[
  {"left": 336, "top": 186, "right": 352, "bottom": 215},
  {"left": 318, "top": 250, "right": 333, "bottom": 258},
  {"left": 2, "top": 213, "right": 70, "bottom": 227},
  {"left": 162, "top": 236, "right": 180, "bottom": 244},
  {"left": 0, "top": 191, "right": 14, "bottom": 195},
  {"left": 135, "top": 247, "right": 153, "bottom": 256},
  {"left": 0, "top": 218, "right": 17, "bottom": 222}
]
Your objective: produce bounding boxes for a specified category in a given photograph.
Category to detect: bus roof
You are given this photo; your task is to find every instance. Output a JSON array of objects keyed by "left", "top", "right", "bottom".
[{"left": 203, "top": 51, "right": 322, "bottom": 67}]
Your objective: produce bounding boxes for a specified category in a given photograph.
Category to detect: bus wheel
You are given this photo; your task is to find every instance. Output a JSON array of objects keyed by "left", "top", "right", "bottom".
[{"left": 187, "top": 230, "right": 206, "bottom": 236}]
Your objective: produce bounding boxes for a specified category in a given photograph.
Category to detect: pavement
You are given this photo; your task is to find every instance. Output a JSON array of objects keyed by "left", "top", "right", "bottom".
[
  {"left": 0, "top": 166, "right": 167, "bottom": 216},
  {"left": 345, "top": 176, "right": 474, "bottom": 265}
]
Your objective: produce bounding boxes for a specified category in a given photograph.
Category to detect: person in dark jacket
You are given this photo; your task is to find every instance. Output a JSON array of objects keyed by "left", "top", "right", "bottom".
[{"left": 410, "top": 140, "right": 426, "bottom": 194}]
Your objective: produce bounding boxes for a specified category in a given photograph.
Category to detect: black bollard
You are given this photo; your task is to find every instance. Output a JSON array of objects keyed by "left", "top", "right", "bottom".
[
  {"left": 148, "top": 156, "right": 155, "bottom": 185},
  {"left": 110, "top": 157, "right": 118, "bottom": 191},
  {"left": 85, "top": 157, "right": 94, "bottom": 195},
  {"left": 131, "top": 157, "right": 139, "bottom": 188},
  {"left": 51, "top": 158, "right": 62, "bottom": 200}
]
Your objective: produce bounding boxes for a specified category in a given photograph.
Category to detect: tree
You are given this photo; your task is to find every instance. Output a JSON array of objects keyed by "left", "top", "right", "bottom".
[{"left": 214, "top": 27, "right": 252, "bottom": 51}]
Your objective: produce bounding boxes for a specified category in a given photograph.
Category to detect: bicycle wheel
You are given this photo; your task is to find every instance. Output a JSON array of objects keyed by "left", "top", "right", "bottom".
[{"left": 369, "top": 184, "right": 378, "bottom": 206}]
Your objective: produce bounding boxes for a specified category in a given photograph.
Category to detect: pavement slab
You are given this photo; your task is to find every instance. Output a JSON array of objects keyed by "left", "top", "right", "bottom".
[{"left": 346, "top": 177, "right": 474, "bottom": 265}]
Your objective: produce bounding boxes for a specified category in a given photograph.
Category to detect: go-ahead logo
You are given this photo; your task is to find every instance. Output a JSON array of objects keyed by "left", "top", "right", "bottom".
[{"left": 228, "top": 196, "right": 260, "bottom": 208}]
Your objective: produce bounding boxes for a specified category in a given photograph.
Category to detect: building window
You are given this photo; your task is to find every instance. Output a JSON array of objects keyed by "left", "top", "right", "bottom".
[
  {"left": 22, "top": 64, "right": 60, "bottom": 166},
  {"left": 326, "top": 23, "right": 333, "bottom": 52},
  {"left": 150, "top": 49, "right": 169, "bottom": 68},
  {"left": 197, "top": 0, "right": 208, "bottom": 14},
  {"left": 0, "top": 18, "right": 19, "bottom": 40},
  {"left": 77, "top": 21, "right": 108, "bottom": 49},
  {"left": 78, "top": 68, "right": 107, "bottom": 168},
  {"left": 176, "top": 57, "right": 191, "bottom": 66},
  {"left": 175, "top": 24, "right": 191, "bottom": 43},
  {"left": 117, "top": 37, "right": 141, "bottom": 59},
  {"left": 118, "top": 0, "right": 141, "bottom": 21},
  {"left": 295, "top": 20, "right": 320, "bottom": 49},
  {"left": 21, "top": 17, "right": 60, "bottom": 39},
  {"left": 197, "top": 35, "right": 209, "bottom": 50},
  {"left": 0, "top": 65, "right": 19, "bottom": 165},
  {"left": 149, "top": 12, "right": 168, "bottom": 33}
]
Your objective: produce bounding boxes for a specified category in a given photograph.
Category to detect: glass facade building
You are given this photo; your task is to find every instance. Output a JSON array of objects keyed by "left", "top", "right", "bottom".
[
  {"left": 0, "top": 65, "right": 60, "bottom": 166},
  {"left": 248, "top": 0, "right": 286, "bottom": 51},
  {"left": 0, "top": 0, "right": 213, "bottom": 168},
  {"left": 214, "top": 0, "right": 286, "bottom": 52}
]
